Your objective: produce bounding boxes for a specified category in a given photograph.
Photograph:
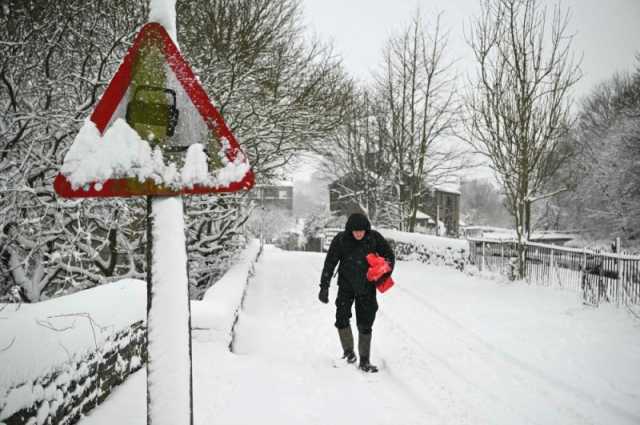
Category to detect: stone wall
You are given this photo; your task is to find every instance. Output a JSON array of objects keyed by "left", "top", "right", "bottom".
[
  {"left": 386, "top": 238, "right": 468, "bottom": 272},
  {"left": 0, "top": 321, "right": 146, "bottom": 425}
]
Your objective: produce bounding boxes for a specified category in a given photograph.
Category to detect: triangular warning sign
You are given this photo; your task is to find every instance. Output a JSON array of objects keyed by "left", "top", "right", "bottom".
[{"left": 54, "top": 23, "right": 254, "bottom": 198}]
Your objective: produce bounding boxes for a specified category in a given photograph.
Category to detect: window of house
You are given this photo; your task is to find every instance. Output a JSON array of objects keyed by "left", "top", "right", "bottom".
[
  {"left": 279, "top": 190, "right": 288, "bottom": 199},
  {"left": 262, "top": 189, "right": 274, "bottom": 198}
]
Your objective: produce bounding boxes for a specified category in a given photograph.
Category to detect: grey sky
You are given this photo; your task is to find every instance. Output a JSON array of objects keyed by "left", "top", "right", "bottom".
[{"left": 301, "top": 0, "right": 640, "bottom": 101}]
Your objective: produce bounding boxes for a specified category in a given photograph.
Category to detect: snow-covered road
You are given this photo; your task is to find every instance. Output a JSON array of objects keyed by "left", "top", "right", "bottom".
[{"left": 80, "top": 245, "right": 640, "bottom": 425}]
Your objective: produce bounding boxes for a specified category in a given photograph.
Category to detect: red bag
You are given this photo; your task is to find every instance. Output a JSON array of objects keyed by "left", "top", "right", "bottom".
[{"left": 366, "top": 253, "right": 395, "bottom": 293}]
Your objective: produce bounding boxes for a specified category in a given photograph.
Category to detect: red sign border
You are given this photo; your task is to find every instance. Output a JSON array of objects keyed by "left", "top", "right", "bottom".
[{"left": 54, "top": 22, "right": 254, "bottom": 198}]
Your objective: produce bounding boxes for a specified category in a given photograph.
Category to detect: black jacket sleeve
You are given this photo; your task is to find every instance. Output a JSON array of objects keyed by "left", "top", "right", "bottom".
[
  {"left": 375, "top": 232, "right": 395, "bottom": 273},
  {"left": 320, "top": 233, "right": 342, "bottom": 289}
]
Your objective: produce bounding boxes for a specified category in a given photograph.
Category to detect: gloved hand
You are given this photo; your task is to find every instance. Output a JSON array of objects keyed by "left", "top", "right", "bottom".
[{"left": 318, "top": 287, "right": 329, "bottom": 304}]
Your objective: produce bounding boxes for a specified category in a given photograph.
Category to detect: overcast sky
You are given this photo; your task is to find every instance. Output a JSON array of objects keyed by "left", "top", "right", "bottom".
[
  {"left": 292, "top": 0, "right": 639, "bottom": 182},
  {"left": 301, "top": 0, "right": 640, "bottom": 101}
]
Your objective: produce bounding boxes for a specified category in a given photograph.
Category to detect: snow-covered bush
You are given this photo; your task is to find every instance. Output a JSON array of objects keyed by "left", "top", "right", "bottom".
[
  {"left": 379, "top": 229, "right": 468, "bottom": 271},
  {"left": 184, "top": 195, "right": 250, "bottom": 300}
]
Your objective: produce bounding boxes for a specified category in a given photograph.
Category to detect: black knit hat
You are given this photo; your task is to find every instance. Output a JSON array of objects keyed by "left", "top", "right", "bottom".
[{"left": 345, "top": 213, "right": 371, "bottom": 232}]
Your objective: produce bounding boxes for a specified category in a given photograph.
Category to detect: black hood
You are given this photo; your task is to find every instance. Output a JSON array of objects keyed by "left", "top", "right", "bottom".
[{"left": 345, "top": 213, "right": 371, "bottom": 233}]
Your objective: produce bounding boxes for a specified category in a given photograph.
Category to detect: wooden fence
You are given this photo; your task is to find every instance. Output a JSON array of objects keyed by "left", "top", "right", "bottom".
[{"left": 468, "top": 238, "right": 640, "bottom": 307}]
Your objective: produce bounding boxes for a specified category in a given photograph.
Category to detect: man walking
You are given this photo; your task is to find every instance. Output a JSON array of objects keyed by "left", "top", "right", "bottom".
[{"left": 318, "top": 213, "right": 395, "bottom": 372}]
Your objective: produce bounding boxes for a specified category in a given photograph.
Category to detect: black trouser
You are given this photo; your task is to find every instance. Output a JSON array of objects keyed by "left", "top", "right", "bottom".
[{"left": 334, "top": 286, "right": 378, "bottom": 335}]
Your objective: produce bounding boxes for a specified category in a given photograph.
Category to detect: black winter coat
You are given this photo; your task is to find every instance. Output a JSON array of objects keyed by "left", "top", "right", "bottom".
[{"left": 320, "top": 229, "right": 395, "bottom": 295}]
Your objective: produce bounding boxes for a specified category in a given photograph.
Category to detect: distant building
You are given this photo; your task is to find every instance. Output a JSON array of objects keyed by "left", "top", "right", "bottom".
[
  {"left": 402, "top": 185, "right": 460, "bottom": 237},
  {"left": 428, "top": 185, "right": 461, "bottom": 237},
  {"left": 413, "top": 210, "right": 436, "bottom": 233},
  {"left": 328, "top": 174, "right": 461, "bottom": 237},
  {"left": 248, "top": 183, "right": 293, "bottom": 212}
]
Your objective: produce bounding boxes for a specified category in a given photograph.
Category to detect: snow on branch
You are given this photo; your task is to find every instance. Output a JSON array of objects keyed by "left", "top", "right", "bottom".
[{"left": 0, "top": 336, "right": 16, "bottom": 353}]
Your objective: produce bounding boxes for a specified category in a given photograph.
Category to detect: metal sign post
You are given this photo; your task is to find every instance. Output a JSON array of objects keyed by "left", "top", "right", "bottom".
[{"left": 146, "top": 195, "right": 193, "bottom": 425}]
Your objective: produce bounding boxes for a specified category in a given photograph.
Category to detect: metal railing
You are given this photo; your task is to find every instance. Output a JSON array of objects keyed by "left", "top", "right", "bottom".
[{"left": 468, "top": 238, "right": 640, "bottom": 307}]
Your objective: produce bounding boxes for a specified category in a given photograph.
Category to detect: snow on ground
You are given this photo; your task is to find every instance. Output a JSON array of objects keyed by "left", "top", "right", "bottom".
[
  {"left": 78, "top": 369, "right": 146, "bottom": 425},
  {"left": 190, "top": 240, "right": 261, "bottom": 347},
  {"left": 379, "top": 228, "right": 468, "bottom": 250},
  {"left": 80, "top": 245, "right": 640, "bottom": 425}
]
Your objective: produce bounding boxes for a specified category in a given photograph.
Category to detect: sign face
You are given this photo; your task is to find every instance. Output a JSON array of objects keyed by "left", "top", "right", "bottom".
[{"left": 55, "top": 23, "right": 254, "bottom": 198}]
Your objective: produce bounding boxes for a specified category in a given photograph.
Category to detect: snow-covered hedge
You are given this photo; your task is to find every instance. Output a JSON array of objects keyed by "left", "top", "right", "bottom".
[
  {"left": 378, "top": 229, "right": 468, "bottom": 271},
  {"left": 0, "top": 279, "right": 146, "bottom": 425}
]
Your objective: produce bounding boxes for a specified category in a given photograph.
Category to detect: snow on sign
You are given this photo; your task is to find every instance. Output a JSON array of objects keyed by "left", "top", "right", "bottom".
[{"left": 54, "top": 22, "right": 254, "bottom": 198}]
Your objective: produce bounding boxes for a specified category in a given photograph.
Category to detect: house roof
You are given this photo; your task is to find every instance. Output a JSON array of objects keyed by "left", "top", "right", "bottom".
[
  {"left": 415, "top": 210, "right": 431, "bottom": 220},
  {"left": 255, "top": 181, "right": 293, "bottom": 188},
  {"left": 434, "top": 183, "right": 461, "bottom": 195},
  {"left": 415, "top": 210, "right": 435, "bottom": 224}
]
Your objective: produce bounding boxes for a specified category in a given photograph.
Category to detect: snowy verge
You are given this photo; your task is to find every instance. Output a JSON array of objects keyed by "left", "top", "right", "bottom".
[
  {"left": 190, "top": 239, "right": 262, "bottom": 349},
  {"left": 0, "top": 279, "right": 146, "bottom": 424},
  {"left": 378, "top": 229, "right": 468, "bottom": 271}
]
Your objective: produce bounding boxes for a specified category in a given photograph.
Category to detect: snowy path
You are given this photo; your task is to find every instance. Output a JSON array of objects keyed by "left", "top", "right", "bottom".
[
  {"left": 376, "top": 265, "right": 640, "bottom": 425},
  {"left": 204, "top": 248, "right": 432, "bottom": 424},
  {"left": 80, "top": 245, "right": 640, "bottom": 425}
]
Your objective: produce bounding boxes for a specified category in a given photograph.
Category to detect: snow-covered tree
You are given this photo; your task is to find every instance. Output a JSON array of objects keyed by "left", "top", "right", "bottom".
[
  {"left": 174, "top": 0, "right": 352, "bottom": 297},
  {"left": 177, "top": 0, "right": 352, "bottom": 179},
  {"left": 0, "top": 1, "right": 148, "bottom": 301},
  {"left": 244, "top": 205, "right": 295, "bottom": 244},
  {"left": 459, "top": 178, "right": 512, "bottom": 227},
  {"left": 463, "top": 0, "right": 581, "bottom": 276},
  {"left": 376, "top": 11, "right": 462, "bottom": 232},
  {"left": 184, "top": 195, "right": 250, "bottom": 300},
  {"left": 1, "top": 0, "right": 352, "bottom": 301},
  {"left": 315, "top": 11, "right": 463, "bottom": 231},
  {"left": 302, "top": 209, "right": 335, "bottom": 240},
  {"left": 547, "top": 68, "right": 640, "bottom": 245},
  {"left": 315, "top": 88, "right": 393, "bottom": 224}
]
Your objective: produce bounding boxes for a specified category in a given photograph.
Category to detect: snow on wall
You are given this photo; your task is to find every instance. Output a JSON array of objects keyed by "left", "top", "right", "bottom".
[
  {"left": 378, "top": 229, "right": 469, "bottom": 271},
  {"left": 190, "top": 239, "right": 262, "bottom": 349},
  {"left": 0, "top": 280, "right": 146, "bottom": 425},
  {"left": 0, "top": 239, "right": 263, "bottom": 425}
]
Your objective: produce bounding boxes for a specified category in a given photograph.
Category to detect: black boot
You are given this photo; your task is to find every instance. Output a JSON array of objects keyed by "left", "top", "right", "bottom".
[
  {"left": 337, "top": 326, "right": 357, "bottom": 363},
  {"left": 358, "top": 332, "right": 378, "bottom": 373}
]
